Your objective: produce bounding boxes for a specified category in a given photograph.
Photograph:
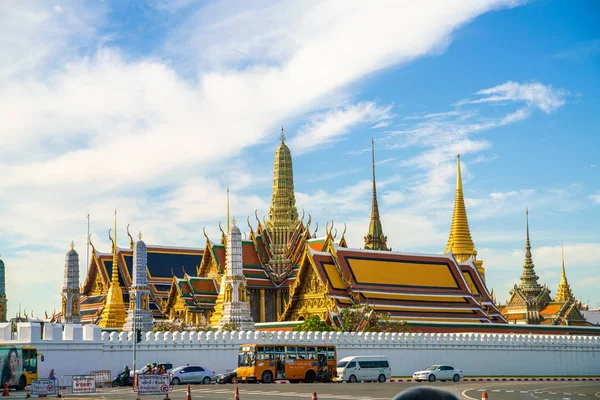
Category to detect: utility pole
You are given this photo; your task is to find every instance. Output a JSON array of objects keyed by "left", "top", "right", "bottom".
[{"left": 133, "top": 311, "right": 137, "bottom": 382}]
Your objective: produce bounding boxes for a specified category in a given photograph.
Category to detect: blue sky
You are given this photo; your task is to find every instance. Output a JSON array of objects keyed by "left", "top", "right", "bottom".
[{"left": 0, "top": 0, "right": 599, "bottom": 318}]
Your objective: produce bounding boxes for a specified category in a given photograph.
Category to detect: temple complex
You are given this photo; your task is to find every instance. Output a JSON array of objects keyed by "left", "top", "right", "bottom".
[
  {"left": 76, "top": 132, "right": 509, "bottom": 329},
  {"left": 0, "top": 255, "right": 6, "bottom": 322},
  {"left": 61, "top": 242, "right": 81, "bottom": 323},
  {"left": 500, "top": 211, "right": 589, "bottom": 325}
]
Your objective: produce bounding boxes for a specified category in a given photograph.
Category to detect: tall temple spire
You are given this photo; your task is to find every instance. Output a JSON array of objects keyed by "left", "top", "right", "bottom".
[
  {"left": 518, "top": 208, "right": 543, "bottom": 298},
  {"left": 61, "top": 241, "right": 81, "bottom": 323},
  {"left": 0, "top": 254, "right": 6, "bottom": 322},
  {"left": 98, "top": 210, "right": 127, "bottom": 329},
  {"left": 123, "top": 230, "right": 154, "bottom": 332},
  {"left": 445, "top": 155, "right": 477, "bottom": 262},
  {"left": 364, "top": 138, "right": 389, "bottom": 251},
  {"left": 265, "top": 126, "right": 299, "bottom": 276},
  {"left": 555, "top": 241, "right": 575, "bottom": 302},
  {"left": 445, "top": 155, "right": 486, "bottom": 281}
]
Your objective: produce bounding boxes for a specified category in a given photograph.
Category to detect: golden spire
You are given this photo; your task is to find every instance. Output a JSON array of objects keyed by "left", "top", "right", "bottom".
[
  {"left": 364, "top": 138, "right": 389, "bottom": 251},
  {"left": 444, "top": 155, "right": 476, "bottom": 262},
  {"left": 227, "top": 187, "right": 230, "bottom": 234},
  {"left": 70, "top": 240, "right": 75, "bottom": 250},
  {"left": 98, "top": 209, "right": 127, "bottom": 329},
  {"left": 555, "top": 241, "right": 575, "bottom": 302},
  {"left": 265, "top": 126, "right": 298, "bottom": 276},
  {"left": 518, "top": 208, "right": 543, "bottom": 298}
]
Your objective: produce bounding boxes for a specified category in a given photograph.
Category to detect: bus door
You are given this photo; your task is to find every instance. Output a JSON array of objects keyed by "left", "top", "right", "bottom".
[
  {"left": 273, "top": 346, "right": 285, "bottom": 380},
  {"left": 317, "top": 347, "right": 327, "bottom": 369}
]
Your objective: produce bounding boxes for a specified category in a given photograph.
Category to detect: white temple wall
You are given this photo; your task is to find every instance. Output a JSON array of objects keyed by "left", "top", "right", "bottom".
[{"left": 3, "top": 323, "right": 598, "bottom": 379}]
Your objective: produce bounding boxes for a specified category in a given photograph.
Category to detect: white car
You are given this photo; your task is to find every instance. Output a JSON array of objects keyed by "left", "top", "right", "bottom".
[
  {"left": 171, "top": 365, "right": 215, "bottom": 385},
  {"left": 412, "top": 365, "right": 463, "bottom": 382}
]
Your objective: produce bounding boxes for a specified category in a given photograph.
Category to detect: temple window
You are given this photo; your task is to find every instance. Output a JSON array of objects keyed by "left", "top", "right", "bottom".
[
  {"left": 225, "top": 284, "right": 233, "bottom": 302},
  {"left": 239, "top": 284, "right": 246, "bottom": 301}
]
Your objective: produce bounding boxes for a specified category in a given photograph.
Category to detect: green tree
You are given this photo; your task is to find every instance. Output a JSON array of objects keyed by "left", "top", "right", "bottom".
[{"left": 293, "top": 315, "right": 337, "bottom": 332}]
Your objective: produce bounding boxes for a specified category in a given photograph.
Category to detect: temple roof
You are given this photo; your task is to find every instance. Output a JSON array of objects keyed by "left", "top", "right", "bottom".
[
  {"left": 555, "top": 243, "right": 575, "bottom": 302},
  {"left": 282, "top": 244, "right": 505, "bottom": 324}
]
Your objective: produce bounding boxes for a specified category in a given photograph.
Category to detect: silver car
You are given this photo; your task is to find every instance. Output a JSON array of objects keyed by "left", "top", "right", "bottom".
[
  {"left": 412, "top": 365, "right": 464, "bottom": 382},
  {"left": 171, "top": 365, "right": 215, "bottom": 385}
]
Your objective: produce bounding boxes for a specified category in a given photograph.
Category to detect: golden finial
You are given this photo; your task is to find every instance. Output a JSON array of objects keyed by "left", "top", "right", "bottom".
[
  {"left": 280, "top": 126, "right": 286, "bottom": 142},
  {"left": 138, "top": 231, "right": 143, "bottom": 240},
  {"left": 232, "top": 216, "right": 237, "bottom": 227},
  {"left": 70, "top": 240, "right": 75, "bottom": 250},
  {"left": 456, "top": 154, "right": 463, "bottom": 192}
]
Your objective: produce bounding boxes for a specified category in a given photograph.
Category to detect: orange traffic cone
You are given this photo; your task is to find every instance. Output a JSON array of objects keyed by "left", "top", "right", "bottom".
[
  {"left": 481, "top": 391, "right": 488, "bottom": 400},
  {"left": 2, "top": 383, "right": 8, "bottom": 397},
  {"left": 312, "top": 392, "right": 318, "bottom": 400},
  {"left": 234, "top": 386, "right": 240, "bottom": 400},
  {"left": 186, "top": 384, "right": 192, "bottom": 400}
]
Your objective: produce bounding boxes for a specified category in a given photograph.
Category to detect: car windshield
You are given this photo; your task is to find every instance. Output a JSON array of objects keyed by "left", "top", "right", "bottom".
[
  {"left": 337, "top": 361, "right": 348, "bottom": 368},
  {"left": 425, "top": 365, "right": 440, "bottom": 371}
]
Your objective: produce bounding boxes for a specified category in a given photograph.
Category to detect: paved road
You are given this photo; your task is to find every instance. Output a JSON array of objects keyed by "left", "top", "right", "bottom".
[{"left": 10, "top": 381, "right": 600, "bottom": 399}]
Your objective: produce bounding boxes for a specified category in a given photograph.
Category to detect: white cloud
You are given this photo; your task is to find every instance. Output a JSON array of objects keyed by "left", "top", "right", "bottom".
[
  {"left": 589, "top": 192, "right": 600, "bottom": 204},
  {"left": 0, "top": 0, "right": 534, "bottom": 316},
  {"left": 288, "top": 102, "right": 392, "bottom": 154},
  {"left": 470, "top": 81, "right": 567, "bottom": 114}
]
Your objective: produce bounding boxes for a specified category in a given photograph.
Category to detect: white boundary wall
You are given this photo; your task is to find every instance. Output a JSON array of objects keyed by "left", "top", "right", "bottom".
[{"left": 1, "top": 323, "right": 598, "bottom": 379}]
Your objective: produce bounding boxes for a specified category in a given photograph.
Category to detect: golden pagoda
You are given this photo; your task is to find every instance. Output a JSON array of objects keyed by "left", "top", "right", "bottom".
[
  {"left": 554, "top": 242, "right": 575, "bottom": 302},
  {"left": 444, "top": 155, "right": 485, "bottom": 281},
  {"left": 364, "top": 139, "right": 389, "bottom": 251},
  {"left": 98, "top": 210, "right": 127, "bottom": 328},
  {"left": 264, "top": 127, "right": 299, "bottom": 276}
]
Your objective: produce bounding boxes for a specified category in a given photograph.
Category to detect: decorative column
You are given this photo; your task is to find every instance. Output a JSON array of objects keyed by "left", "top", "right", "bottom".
[
  {"left": 276, "top": 290, "right": 282, "bottom": 320},
  {"left": 259, "top": 289, "right": 266, "bottom": 323}
]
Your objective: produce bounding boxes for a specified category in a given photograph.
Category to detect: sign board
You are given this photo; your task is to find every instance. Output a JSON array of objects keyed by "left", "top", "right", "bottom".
[
  {"left": 91, "top": 370, "right": 111, "bottom": 385},
  {"left": 0, "top": 347, "right": 23, "bottom": 386},
  {"left": 31, "top": 379, "right": 58, "bottom": 396},
  {"left": 72, "top": 376, "right": 96, "bottom": 393},
  {"left": 136, "top": 374, "right": 171, "bottom": 395}
]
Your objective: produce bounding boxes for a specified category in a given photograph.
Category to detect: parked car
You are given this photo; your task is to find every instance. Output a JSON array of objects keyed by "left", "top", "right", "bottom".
[
  {"left": 412, "top": 365, "right": 463, "bottom": 382},
  {"left": 171, "top": 365, "right": 215, "bottom": 385},
  {"left": 335, "top": 356, "right": 391, "bottom": 383},
  {"left": 216, "top": 369, "right": 238, "bottom": 384},
  {"left": 133, "top": 362, "right": 174, "bottom": 376}
]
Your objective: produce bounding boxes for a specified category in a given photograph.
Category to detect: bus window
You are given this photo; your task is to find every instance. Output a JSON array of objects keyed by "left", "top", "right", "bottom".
[
  {"left": 306, "top": 347, "right": 317, "bottom": 360},
  {"left": 238, "top": 349, "right": 255, "bottom": 367},
  {"left": 296, "top": 347, "right": 306, "bottom": 360},
  {"left": 22, "top": 349, "right": 37, "bottom": 374},
  {"left": 327, "top": 347, "right": 336, "bottom": 361},
  {"left": 285, "top": 347, "right": 297, "bottom": 360},
  {"left": 274, "top": 346, "right": 285, "bottom": 361}
]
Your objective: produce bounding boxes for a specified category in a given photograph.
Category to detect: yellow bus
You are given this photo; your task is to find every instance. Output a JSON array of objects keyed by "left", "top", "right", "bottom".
[
  {"left": 0, "top": 346, "right": 43, "bottom": 389},
  {"left": 237, "top": 344, "right": 336, "bottom": 383}
]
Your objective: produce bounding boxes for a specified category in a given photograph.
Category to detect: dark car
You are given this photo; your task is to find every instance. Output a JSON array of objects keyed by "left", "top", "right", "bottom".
[{"left": 216, "top": 369, "right": 238, "bottom": 384}]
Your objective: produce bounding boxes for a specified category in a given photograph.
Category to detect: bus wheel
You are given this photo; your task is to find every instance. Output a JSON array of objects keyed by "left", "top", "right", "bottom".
[
  {"left": 378, "top": 374, "right": 386, "bottom": 383},
  {"left": 18, "top": 376, "right": 27, "bottom": 390},
  {"left": 305, "top": 370, "right": 316, "bottom": 383},
  {"left": 262, "top": 371, "right": 273, "bottom": 384}
]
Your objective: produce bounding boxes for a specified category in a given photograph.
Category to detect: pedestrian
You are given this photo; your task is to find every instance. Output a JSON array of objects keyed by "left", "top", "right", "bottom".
[{"left": 48, "top": 369, "right": 56, "bottom": 380}]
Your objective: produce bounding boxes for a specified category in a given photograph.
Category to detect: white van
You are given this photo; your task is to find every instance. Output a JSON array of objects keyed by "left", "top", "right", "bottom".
[{"left": 335, "top": 356, "right": 392, "bottom": 383}]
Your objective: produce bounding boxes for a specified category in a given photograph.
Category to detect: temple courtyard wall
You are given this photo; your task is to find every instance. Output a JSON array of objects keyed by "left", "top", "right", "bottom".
[{"left": 1, "top": 323, "right": 598, "bottom": 379}]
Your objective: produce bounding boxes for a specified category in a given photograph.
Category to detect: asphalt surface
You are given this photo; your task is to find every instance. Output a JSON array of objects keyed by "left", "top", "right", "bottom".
[{"left": 8, "top": 381, "right": 600, "bottom": 399}]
